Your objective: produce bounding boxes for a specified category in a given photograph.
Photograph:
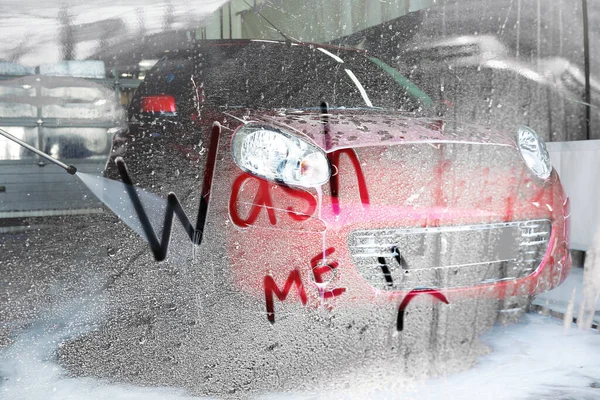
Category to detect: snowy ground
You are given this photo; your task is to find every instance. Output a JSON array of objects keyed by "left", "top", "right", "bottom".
[
  {"left": 534, "top": 266, "right": 600, "bottom": 327},
  {"left": 2, "top": 311, "right": 599, "bottom": 399},
  {"left": 2, "top": 180, "right": 599, "bottom": 399},
  {"left": 2, "top": 210, "right": 599, "bottom": 399},
  {"left": 302, "top": 314, "right": 600, "bottom": 400}
]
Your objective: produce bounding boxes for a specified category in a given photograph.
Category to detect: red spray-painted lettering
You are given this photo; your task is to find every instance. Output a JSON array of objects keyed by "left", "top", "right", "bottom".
[
  {"left": 229, "top": 150, "right": 369, "bottom": 227},
  {"left": 264, "top": 248, "right": 346, "bottom": 323},
  {"left": 327, "top": 149, "right": 370, "bottom": 215},
  {"left": 229, "top": 173, "right": 317, "bottom": 227},
  {"left": 397, "top": 289, "right": 449, "bottom": 331},
  {"left": 264, "top": 269, "right": 308, "bottom": 324},
  {"left": 310, "top": 247, "right": 346, "bottom": 299}
]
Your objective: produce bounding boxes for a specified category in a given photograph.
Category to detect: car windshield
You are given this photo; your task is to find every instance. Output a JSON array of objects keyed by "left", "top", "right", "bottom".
[
  {"left": 194, "top": 42, "right": 430, "bottom": 110},
  {"left": 1, "top": 1, "right": 600, "bottom": 399}
]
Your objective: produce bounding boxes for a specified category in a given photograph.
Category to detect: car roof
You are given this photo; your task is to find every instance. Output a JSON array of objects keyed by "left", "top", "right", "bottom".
[{"left": 94, "top": 34, "right": 367, "bottom": 74}]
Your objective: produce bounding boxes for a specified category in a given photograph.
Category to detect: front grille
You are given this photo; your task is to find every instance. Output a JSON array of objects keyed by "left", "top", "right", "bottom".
[{"left": 348, "top": 220, "right": 551, "bottom": 291}]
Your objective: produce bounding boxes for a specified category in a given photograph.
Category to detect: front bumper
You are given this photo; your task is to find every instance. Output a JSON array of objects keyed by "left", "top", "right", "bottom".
[{"left": 221, "top": 141, "right": 571, "bottom": 307}]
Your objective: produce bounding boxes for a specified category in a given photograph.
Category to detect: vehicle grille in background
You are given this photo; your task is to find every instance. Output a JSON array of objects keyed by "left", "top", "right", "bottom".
[{"left": 348, "top": 220, "right": 552, "bottom": 291}]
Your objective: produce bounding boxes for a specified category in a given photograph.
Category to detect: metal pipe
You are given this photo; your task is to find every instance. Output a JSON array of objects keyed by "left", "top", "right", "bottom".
[
  {"left": 220, "top": 6, "right": 223, "bottom": 39},
  {"left": 228, "top": 2, "right": 232, "bottom": 39},
  {"left": 582, "top": 0, "right": 591, "bottom": 141},
  {"left": 0, "top": 127, "right": 77, "bottom": 175}
]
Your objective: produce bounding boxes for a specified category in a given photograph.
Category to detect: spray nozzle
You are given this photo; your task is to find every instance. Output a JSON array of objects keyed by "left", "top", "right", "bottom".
[{"left": 0, "top": 127, "right": 79, "bottom": 176}]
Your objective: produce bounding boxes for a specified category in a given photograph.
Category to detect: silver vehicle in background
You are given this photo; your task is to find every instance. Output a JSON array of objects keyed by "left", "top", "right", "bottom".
[{"left": 0, "top": 60, "right": 124, "bottom": 220}]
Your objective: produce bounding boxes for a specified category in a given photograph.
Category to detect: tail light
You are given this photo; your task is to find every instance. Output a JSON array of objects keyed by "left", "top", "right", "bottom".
[{"left": 141, "top": 95, "right": 177, "bottom": 114}]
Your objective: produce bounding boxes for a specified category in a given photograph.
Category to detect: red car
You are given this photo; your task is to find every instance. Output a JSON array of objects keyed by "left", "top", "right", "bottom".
[{"left": 107, "top": 39, "right": 570, "bottom": 328}]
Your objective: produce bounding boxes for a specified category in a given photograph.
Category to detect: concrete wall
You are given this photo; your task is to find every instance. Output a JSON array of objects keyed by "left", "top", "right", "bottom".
[{"left": 547, "top": 140, "right": 600, "bottom": 251}]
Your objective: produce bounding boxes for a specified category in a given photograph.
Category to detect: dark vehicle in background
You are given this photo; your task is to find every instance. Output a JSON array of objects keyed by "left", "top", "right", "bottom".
[
  {"left": 397, "top": 35, "right": 597, "bottom": 142},
  {"left": 106, "top": 39, "right": 570, "bottom": 321},
  {"left": 105, "top": 39, "right": 430, "bottom": 185}
]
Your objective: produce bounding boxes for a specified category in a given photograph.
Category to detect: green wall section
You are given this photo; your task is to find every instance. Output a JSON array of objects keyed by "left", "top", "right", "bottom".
[{"left": 201, "top": 0, "right": 433, "bottom": 42}]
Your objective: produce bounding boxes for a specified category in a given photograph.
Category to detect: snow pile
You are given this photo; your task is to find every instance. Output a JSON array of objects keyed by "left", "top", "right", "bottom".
[
  {"left": 271, "top": 314, "right": 600, "bottom": 399},
  {"left": 0, "top": 286, "right": 205, "bottom": 400},
  {"left": 2, "top": 293, "right": 599, "bottom": 399}
]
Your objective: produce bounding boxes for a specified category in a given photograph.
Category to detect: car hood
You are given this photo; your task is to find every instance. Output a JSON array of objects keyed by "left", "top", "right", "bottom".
[{"left": 226, "top": 109, "right": 517, "bottom": 152}]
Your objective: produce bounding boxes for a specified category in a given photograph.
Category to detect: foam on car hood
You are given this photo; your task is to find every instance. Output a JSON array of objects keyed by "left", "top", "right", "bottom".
[{"left": 239, "top": 110, "right": 517, "bottom": 152}]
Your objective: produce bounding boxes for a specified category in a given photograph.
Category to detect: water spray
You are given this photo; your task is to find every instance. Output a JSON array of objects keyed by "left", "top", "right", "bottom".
[{"left": 0, "top": 127, "right": 77, "bottom": 175}]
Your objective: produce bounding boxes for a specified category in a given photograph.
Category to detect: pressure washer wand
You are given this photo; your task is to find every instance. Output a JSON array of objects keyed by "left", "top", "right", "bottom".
[{"left": 0, "top": 127, "right": 77, "bottom": 175}]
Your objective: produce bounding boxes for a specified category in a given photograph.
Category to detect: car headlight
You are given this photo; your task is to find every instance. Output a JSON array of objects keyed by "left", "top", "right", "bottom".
[
  {"left": 232, "top": 123, "right": 330, "bottom": 188},
  {"left": 516, "top": 125, "right": 552, "bottom": 180}
]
